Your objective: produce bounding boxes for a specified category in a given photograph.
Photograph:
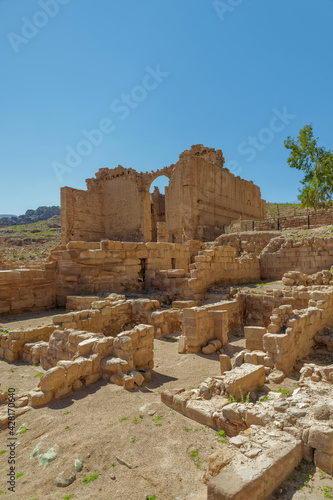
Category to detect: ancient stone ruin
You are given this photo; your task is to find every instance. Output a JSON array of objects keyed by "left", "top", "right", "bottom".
[
  {"left": 61, "top": 144, "right": 266, "bottom": 243},
  {"left": 1, "top": 145, "right": 333, "bottom": 499}
]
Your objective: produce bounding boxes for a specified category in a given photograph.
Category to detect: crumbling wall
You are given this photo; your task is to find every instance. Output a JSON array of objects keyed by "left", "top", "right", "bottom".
[
  {"left": 187, "top": 246, "right": 260, "bottom": 300},
  {"left": 214, "top": 231, "right": 279, "bottom": 257},
  {"left": 0, "top": 325, "right": 54, "bottom": 362},
  {"left": 241, "top": 288, "right": 310, "bottom": 327},
  {"left": 53, "top": 241, "right": 145, "bottom": 306},
  {"left": 0, "top": 266, "right": 56, "bottom": 316},
  {"left": 24, "top": 324, "right": 154, "bottom": 407},
  {"left": 260, "top": 236, "right": 333, "bottom": 280},
  {"left": 61, "top": 184, "right": 105, "bottom": 244},
  {"left": 264, "top": 290, "right": 333, "bottom": 373}
]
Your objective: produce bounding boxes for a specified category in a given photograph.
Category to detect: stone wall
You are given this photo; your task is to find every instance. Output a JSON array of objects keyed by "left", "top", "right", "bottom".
[
  {"left": 260, "top": 236, "right": 333, "bottom": 280},
  {"left": 214, "top": 231, "right": 279, "bottom": 257},
  {"left": 0, "top": 266, "right": 56, "bottom": 316},
  {"left": 264, "top": 289, "right": 333, "bottom": 373},
  {"left": 241, "top": 288, "right": 310, "bottom": 328},
  {"left": 25, "top": 324, "right": 154, "bottom": 407},
  {"left": 0, "top": 325, "right": 54, "bottom": 362},
  {"left": 187, "top": 246, "right": 260, "bottom": 300},
  {"left": 53, "top": 241, "right": 145, "bottom": 306},
  {"left": 171, "top": 146, "right": 266, "bottom": 242}
]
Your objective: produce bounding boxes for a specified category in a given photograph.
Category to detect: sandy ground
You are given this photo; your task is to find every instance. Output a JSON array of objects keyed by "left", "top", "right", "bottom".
[{"left": 0, "top": 323, "right": 332, "bottom": 499}]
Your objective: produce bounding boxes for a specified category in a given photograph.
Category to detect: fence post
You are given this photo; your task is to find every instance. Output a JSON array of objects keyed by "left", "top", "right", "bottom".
[
  {"left": 252, "top": 220, "right": 254, "bottom": 231},
  {"left": 277, "top": 218, "right": 280, "bottom": 230},
  {"left": 308, "top": 214, "right": 310, "bottom": 229}
]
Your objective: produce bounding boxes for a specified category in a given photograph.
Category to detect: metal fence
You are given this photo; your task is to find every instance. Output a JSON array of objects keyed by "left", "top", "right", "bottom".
[{"left": 232, "top": 210, "right": 333, "bottom": 233}]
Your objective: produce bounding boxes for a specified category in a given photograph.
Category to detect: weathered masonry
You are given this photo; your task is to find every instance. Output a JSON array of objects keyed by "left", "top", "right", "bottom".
[{"left": 61, "top": 145, "right": 266, "bottom": 244}]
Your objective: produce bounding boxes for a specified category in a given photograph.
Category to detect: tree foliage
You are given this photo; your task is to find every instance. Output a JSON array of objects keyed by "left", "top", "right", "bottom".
[{"left": 284, "top": 125, "right": 333, "bottom": 211}]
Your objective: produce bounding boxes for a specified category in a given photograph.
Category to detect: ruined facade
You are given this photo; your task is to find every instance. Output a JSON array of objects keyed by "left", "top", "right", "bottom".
[{"left": 61, "top": 145, "right": 266, "bottom": 244}]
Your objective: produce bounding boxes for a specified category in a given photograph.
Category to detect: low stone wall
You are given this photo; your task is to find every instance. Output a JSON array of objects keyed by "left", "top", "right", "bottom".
[
  {"left": 187, "top": 247, "right": 260, "bottom": 300},
  {"left": 53, "top": 296, "right": 132, "bottom": 336},
  {"left": 264, "top": 289, "right": 333, "bottom": 373},
  {"left": 0, "top": 325, "right": 54, "bottom": 362},
  {"left": 53, "top": 241, "right": 145, "bottom": 306},
  {"left": 0, "top": 266, "right": 56, "bottom": 316},
  {"left": 66, "top": 295, "right": 100, "bottom": 310},
  {"left": 214, "top": 231, "right": 279, "bottom": 257},
  {"left": 50, "top": 240, "right": 201, "bottom": 306},
  {"left": 241, "top": 288, "right": 310, "bottom": 328},
  {"left": 151, "top": 247, "right": 260, "bottom": 301},
  {"left": 24, "top": 324, "right": 154, "bottom": 407},
  {"left": 260, "top": 236, "right": 333, "bottom": 280}
]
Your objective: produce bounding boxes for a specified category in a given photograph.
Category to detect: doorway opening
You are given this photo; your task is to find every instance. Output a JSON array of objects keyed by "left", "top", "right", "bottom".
[{"left": 149, "top": 176, "right": 170, "bottom": 242}]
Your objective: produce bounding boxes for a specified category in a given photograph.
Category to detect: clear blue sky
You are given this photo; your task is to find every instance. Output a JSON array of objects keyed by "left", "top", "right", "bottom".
[{"left": 1, "top": 0, "right": 333, "bottom": 215}]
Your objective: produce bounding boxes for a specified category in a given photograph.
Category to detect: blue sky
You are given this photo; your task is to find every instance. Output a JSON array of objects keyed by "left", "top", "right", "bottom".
[{"left": 0, "top": 0, "right": 332, "bottom": 215}]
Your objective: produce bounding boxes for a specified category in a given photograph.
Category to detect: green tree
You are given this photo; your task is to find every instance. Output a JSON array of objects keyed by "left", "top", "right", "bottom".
[{"left": 284, "top": 124, "right": 333, "bottom": 211}]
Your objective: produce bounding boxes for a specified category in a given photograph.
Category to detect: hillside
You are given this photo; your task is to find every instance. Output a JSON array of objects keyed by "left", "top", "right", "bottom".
[
  {"left": 0, "top": 206, "right": 60, "bottom": 226},
  {"left": 0, "top": 216, "right": 61, "bottom": 269}
]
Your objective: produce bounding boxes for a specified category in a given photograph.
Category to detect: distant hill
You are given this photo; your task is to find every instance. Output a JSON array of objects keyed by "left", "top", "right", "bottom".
[
  {"left": 0, "top": 214, "right": 16, "bottom": 218},
  {"left": 0, "top": 206, "right": 60, "bottom": 226}
]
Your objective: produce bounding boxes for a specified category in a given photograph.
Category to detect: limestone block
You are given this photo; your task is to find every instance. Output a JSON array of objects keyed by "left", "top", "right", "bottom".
[
  {"left": 314, "top": 450, "right": 333, "bottom": 474},
  {"left": 72, "top": 379, "right": 84, "bottom": 390},
  {"left": 308, "top": 426, "right": 333, "bottom": 454},
  {"left": 222, "top": 404, "right": 244, "bottom": 425},
  {"left": 4, "top": 349, "right": 19, "bottom": 362},
  {"left": 172, "top": 390, "right": 192, "bottom": 415},
  {"left": 101, "top": 356, "right": 129, "bottom": 375},
  {"left": 302, "top": 443, "right": 314, "bottom": 462},
  {"left": 219, "top": 354, "right": 232, "bottom": 374},
  {"left": 54, "top": 384, "right": 72, "bottom": 399},
  {"left": 77, "top": 338, "right": 98, "bottom": 356},
  {"left": 129, "top": 370, "right": 144, "bottom": 387},
  {"left": 185, "top": 400, "right": 216, "bottom": 427},
  {"left": 167, "top": 269, "right": 186, "bottom": 278},
  {"left": 202, "top": 344, "right": 217, "bottom": 355},
  {"left": 123, "top": 375, "right": 135, "bottom": 390},
  {"left": 209, "top": 339, "right": 222, "bottom": 350},
  {"left": 223, "top": 364, "right": 266, "bottom": 399},
  {"left": 178, "top": 335, "right": 187, "bottom": 354},
  {"left": 161, "top": 389, "right": 175, "bottom": 407},
  {"left": 29, "top": 390, "right": 53, "bottom": 407},
  {"left": 233, "top": 350, "right": 248, "bottom": 368},
  {"left": 244, "top": 352, "right": 258, "bottom": 365},
  {"left": 85, "top": 373, "right": 101, "bottom": 386},
  {"left": 53, "top": 313, "right": 74, "bottom": 325},
  {"left": 72, "top": 357, "right": 93, "bottom": 378},
  {"left": 39, "top": 366, "right": 66, "bottom": 392},
  {"left": 57, "top": 360, "right": 80, "bottom": 384},
  {"left": 207, "top": 440, "right": 302, "bottom": 500},
  {"left": 92, "top": 337, "right": 114, "bottom": 356}
]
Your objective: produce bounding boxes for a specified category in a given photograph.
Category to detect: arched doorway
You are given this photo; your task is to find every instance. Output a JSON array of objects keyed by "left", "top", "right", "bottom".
[{"left": 149, "top": 175, "right": 170, "bottom": 242}]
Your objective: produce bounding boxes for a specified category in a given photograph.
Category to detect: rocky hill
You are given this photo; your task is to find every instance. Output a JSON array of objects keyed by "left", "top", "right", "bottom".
[
  {"left": 0, "top": 206, "right": 60, "bottom": 226},
  {"left": 0, "top": 216, "right": 61, "bottom": 269}
]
